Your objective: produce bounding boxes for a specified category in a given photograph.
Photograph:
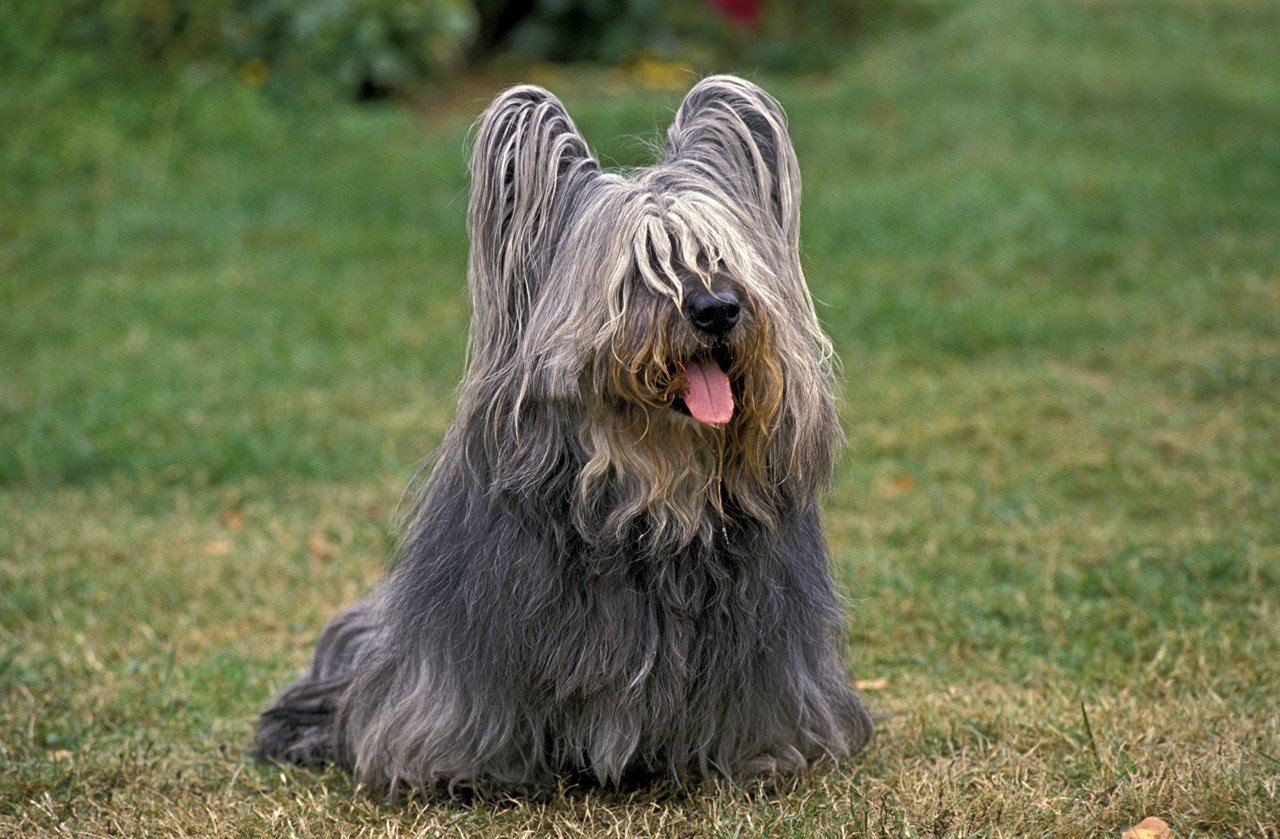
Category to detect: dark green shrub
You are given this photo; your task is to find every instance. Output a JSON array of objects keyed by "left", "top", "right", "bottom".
[
  {"left": 473, "top": 0, "right": 661, "bottom": 64},
  {"left": 224, "top": 0, "right": 478, "bottom": 99},
  {"left": 3, "top": 0, "right": 478, "bottom": 99}
]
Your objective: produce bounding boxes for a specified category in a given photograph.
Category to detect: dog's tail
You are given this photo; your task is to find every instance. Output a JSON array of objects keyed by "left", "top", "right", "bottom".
[{"left": 254, "top": 597, "right": 380, "bottom": 767}]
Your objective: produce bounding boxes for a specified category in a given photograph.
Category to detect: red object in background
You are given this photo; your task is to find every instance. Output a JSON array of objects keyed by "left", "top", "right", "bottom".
[{"left": 709, "top": 0, "right": 762, "bottom": 31}]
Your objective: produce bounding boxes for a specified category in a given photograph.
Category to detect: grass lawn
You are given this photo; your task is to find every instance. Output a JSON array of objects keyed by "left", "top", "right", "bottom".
[{"left": 2, "top": 1, "right": 1278, "bottom": 835}]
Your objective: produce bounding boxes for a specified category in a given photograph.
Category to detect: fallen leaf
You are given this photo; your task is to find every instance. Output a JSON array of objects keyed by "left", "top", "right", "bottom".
[
  {"left": 217, "top": 494, "right": 246, "bottom": 529},
  {"left": 200, "top": 539, "right": 233, "bottom": 556},
  {"left": 1122, "top": 816, "right": 1173, "bottom": 839},
  {"left": 856, "top": 677, "right": 889, "bottom": 691},
  {"left": 870, "top": 101, "right": 903, "bottom": 127},
  {"left": 883, "top": 473, "right": 913, "bottom": 498},
  {"left": 308, "top": 533, "right": 337, "bottom": 561}
]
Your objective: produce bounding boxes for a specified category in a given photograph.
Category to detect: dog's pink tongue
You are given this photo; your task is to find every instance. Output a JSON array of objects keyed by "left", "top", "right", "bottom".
[{"left": 683, "top": 358, "right": 734, "bottom": 425}]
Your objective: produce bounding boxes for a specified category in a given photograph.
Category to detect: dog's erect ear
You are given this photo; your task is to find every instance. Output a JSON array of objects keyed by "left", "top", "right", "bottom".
[
  {"left": 467, "top": 86, "right": 599, "bottom": 360},
  {"left": 666, "top": 75, "right": 801, "bottom": 247}
]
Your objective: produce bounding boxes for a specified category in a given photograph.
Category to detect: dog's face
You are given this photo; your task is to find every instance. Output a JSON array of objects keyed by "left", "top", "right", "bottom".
[
  {"left": 549, "top": 188, "right": 787, "bottom": 435},
  {"left": 619, "top": 267, "right": 753, "bottom": 427},
  {"left": 461, "top": 77, "right": 840, "bottom": 540}
]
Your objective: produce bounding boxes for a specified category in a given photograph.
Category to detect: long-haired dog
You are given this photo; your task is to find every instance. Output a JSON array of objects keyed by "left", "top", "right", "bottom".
[{"left": 256, "top": 74, "right": 872, "bottom": 798}]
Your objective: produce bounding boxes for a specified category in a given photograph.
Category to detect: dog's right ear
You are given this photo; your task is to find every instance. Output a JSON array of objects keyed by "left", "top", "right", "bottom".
[{"left": 467, "top": 86, "right": 599, "bottom": 360}]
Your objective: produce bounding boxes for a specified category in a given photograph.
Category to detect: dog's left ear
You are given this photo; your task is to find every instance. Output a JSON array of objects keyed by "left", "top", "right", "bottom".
[
  {"left": 467, "top": 86, "right": 599, "bottom": 362},
  {"left": 665, "top": 75, "right": 802, "bottom": 248}
]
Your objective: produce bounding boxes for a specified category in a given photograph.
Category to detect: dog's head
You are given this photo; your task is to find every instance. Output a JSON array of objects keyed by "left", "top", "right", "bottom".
[{"left": 459, "top": 76, "right": 840, "bottom": 541}]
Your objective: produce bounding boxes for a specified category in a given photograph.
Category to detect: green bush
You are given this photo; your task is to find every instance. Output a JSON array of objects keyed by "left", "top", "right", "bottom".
[
  {"left": 4, "top": 0, "right": 477, "bottom": 99},
  {"left": 224, "top": 0, "right": 478, "bottom": 99},
  {"left": 474, "top": 0, "right": 662, "bottom": 64}
]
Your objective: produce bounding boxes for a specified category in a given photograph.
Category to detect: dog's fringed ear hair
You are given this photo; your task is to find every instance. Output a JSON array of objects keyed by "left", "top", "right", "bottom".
[
  {"left": 665, "top": 75, "right": 802, "bottom": 248},
  {"left": 467, "top": 86, "right": 599, "bottom": 364}
]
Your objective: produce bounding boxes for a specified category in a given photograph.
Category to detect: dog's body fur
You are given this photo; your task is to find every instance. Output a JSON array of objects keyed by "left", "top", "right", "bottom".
[{"left": 256, "top": 75, "right": 872, "bottom": 798}]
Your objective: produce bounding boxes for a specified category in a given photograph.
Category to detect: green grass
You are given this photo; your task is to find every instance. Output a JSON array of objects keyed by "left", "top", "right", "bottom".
[{"left": 3, "top": 1, "right": 1278, "bottom": 835}]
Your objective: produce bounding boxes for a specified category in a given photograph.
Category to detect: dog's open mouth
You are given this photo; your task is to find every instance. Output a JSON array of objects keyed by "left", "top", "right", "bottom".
[{"left": 676, "top": 350, "right": 734, "bottom": 425}]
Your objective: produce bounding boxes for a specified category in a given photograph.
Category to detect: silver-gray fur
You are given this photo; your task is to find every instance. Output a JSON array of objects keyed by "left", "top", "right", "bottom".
[{"left": 255, "top": 74, "right": 873, "bottom": 798}]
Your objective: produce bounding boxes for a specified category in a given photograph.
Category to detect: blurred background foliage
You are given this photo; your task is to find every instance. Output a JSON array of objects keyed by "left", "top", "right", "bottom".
[{"left": 3, "top": 0, "right": 868, "bottom": 101}]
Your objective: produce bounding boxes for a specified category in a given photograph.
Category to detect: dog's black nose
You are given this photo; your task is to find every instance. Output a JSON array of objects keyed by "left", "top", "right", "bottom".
[{"left": 687, "top": 289, "right": 741, "bottom": 337}]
